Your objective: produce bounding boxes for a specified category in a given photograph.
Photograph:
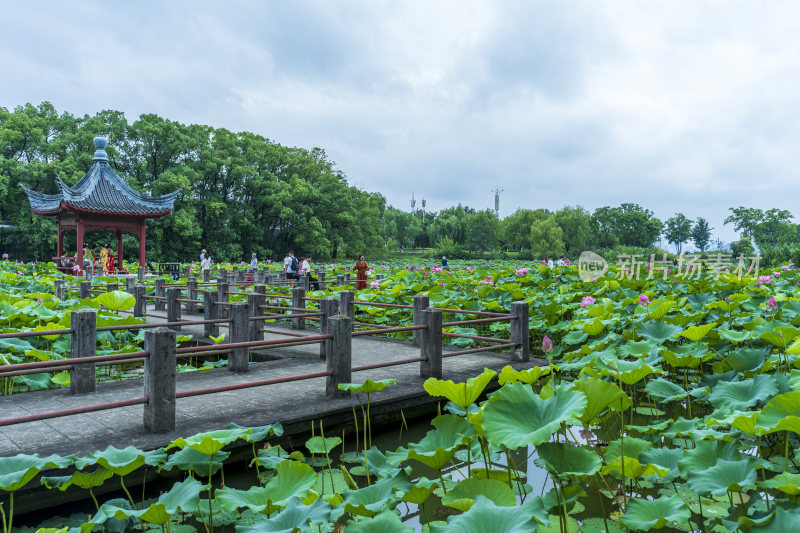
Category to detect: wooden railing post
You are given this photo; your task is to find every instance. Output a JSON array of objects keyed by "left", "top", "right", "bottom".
[
  {"left": 229, "top": 302, "right": 249, "bottom": 373},
  {"left": 291, "top": 287, "right": 306, "bottom": 330},
  {"left": 317, "top": 267, "right": 326, "bottom": 290},
  {"left": 336, "top": 274, "right": 345, "bottom": 286},
  {"left": 182, "top": 265, "right": 191, "bottom": 278},
  {"left": 319, "top": 297, "right": 339, "bottom": 359},
  {"left": 326, "top": 315, "right": 352, "bottom": 397},
  {"left": 413, "top": 295, "right": 430, "bottom": 348},
  {"left": 79, "top": 281, "right": 91, "bottom": 300},
  {"left": 217, "top": 281, "right": 229, "bottom": 319},
  {"left": 340, "top": 290, "right": 354, "bottom": 320},
  {"left": 248, "top": 293, "right": 265, "bottom": 341},
  {"left": 125, "top": 277, "right": 135, "bottom": 295},
  {"left": 70, "top": 309, "right": 96, "bottom": 394},
  {"left": 106, "top": 283, "right": 118, "bottom": 292},
  {"left": 137, "top": 267, "right": 145, "bottom": 282},
  {"left": 143, "top": 327, "right": 176, "bottom": 433},
  {"left": 266, "top": 273, "right": 274, "bottom": 288},
  {"left": 202, "top": 269, "right": 210, "bottom": 283},
  {"left": 84, "top": 269, "right": 93, "bottom": 281},
  {"left": 186, "top": 277, "right": 197, "bottom": 313},
  {"left": 204, "top": 290, "right": 219, "bottom": 337},
  {"left": 154, "top": 278, "right": 165, "bottom": 311},
  {"left": 54, "top": 279, "right": 64, "bottom": 300},
  {"left": 510, "top": 301, "right": 530, "bottom": 361},
  {"left": 300, "top": 274, "right": 310, "bottom": 292},
  {"left": 420, "top": 308, "right": 442, "bottom": 379},
  {"left": 166, "top": 287, "right": 181, "bottom": 330},
  {"left": 134, "top": 284, "right": 146, "bottom": 317}
]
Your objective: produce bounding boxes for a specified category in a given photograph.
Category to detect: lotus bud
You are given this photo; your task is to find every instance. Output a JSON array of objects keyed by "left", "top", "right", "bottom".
[
  {"left": 768, "top": 296, "right": 777, "bottom": 309},
  {"left": 542, "top": 335, "right": 553, "bottom": 354}
]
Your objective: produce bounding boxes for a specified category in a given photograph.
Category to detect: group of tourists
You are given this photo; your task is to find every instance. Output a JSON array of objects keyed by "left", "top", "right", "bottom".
[
  {"left": 197, "top": 248, "right": 373, "bottom": 291},
  {"left": 76, "top": 244, "right": 117, "bottom": 274}
]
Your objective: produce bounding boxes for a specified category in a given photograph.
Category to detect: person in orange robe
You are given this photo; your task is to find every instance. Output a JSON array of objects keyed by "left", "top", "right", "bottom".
[{"left": 353, "top": 254, "right": 368, "bottom": 290}]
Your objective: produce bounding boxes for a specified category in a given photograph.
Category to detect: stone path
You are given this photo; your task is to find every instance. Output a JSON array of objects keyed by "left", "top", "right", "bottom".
[{"left": 0, "top": 303, "right": 543, "bottom": 458}]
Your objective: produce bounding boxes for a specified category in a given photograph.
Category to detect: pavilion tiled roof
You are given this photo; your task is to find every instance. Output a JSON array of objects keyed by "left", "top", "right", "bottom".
[{"left": 21, "top": 137, "right": 181, "bottom": 218}]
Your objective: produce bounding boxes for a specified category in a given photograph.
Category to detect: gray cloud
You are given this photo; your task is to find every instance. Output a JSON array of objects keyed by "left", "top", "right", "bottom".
[{"left": 2, "top": 0, "right": 800, "bottom": 245}]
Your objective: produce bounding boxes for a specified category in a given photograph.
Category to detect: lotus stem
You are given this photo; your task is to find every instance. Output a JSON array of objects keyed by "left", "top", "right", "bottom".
[
  {"left": 320, "top": 421, "right": 336, "bottom": 491},
  {"left": 785, "top": 430, "right": 790, "bottom": 472},
  {"left": 208, "top": 454, "right": 214, "bottom": 531},
  {"left": 352, "top": 405, "right": 359, "bottom": 454}
]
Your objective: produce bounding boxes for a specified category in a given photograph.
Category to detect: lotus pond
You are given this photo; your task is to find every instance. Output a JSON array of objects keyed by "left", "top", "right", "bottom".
[{"left": 2, "top": 258, "right": 800, "bottom": 531}]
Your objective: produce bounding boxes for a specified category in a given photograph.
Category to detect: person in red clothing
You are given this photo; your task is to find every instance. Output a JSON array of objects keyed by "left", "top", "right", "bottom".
[{"left": 353, "top": 254, "right": 368, "bottom": 290}]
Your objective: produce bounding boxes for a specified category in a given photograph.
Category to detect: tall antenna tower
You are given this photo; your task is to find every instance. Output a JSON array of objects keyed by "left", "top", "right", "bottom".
[
  {"left": 421, "top": 198, "right": 426, "bottom": 210},
  {"left": 492, "top": 187, "right": 503, "bottom": 218},
  {"left": 411, "top": 192, "right": 416, "bottom": 211}
]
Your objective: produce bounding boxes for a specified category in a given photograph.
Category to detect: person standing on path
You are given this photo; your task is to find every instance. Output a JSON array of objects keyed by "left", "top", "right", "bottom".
[
  {"left": 441, "top": 255, "right": 449, "bottom": 271},
  {"left": 353, "top": 254, "right": 368, "bottom": 290},
  {"left": 249, "top": 252, "right": 258, "bottom": 272},
  {"left": 200, "top": 249, "right": 207, "bottom": 262},
  {"left": 200, "top": 253, "right": 211, "bottom": 276}
]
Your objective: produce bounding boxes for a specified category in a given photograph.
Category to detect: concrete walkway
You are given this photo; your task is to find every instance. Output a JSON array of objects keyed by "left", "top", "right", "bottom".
[{"left": 0, "top": 303, "right": 543, "bottom": 458}]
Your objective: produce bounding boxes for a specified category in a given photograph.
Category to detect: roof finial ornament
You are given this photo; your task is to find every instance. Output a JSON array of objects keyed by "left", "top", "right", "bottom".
[{"left": 93, "top": 136, "right": 109, "bottom": 162}]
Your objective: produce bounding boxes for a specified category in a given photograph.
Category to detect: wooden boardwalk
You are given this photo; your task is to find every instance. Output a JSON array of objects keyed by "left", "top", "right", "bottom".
[{"left": 0, "top": 303, "right": 542, "bottom": 458}]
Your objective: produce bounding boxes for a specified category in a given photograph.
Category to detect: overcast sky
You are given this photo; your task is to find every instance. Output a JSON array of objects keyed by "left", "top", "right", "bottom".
[{"left": 2, "top": 1, "right": 799, "bottom": 245}]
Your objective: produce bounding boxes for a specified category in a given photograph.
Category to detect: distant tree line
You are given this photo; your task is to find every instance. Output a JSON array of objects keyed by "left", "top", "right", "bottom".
[{"left": 1, "top": 103, "right": 796, "bottom": 264}]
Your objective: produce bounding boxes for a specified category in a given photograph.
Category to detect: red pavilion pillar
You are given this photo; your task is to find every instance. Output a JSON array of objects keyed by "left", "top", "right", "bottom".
[
  {"left": 116, "top": 230, "right": 123, "bottom": 273},
  {"left": 138, "top": 219, "right": 146, "bottom": 267},
  {"left": 56, "top": 221, "right": 64, "bottom": 258},
  {"left": 76, "top": 219, "right": 85, "bottom": 268}
]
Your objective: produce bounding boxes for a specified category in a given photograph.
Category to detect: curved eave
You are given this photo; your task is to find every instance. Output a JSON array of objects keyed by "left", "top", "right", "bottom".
[{"left": 61, "top": 203, "right": 173, "bottom": 218}]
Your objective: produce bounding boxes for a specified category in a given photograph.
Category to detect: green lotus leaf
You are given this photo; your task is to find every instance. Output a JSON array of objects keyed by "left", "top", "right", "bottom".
[
  {"left": 718, "top": 328, "right": 752, "bottom": 343},
  {"left": 686, "top": 292, "right": 715, "bottom": 310},
  {"left": 92, "top": 290, "right": 135, "bottom": 312},
  {"left": 639, "top": 447, "right": 683, "bottom": 483},
  {"left": 305, "top": 436, "right": 342, "bottom": 455},
  {"left": 76, "top": 446, "right": 164, "bottom": 477},
  {"left": 563, "top": 330, "right": 588, "bottom": 345},
  {"left": 636, "top": 321, "right": 682, "bottom": 344},
  {"left": 238, "top": 496, "right": 332, "bottom": 532},
  {"left": 209, "top": 333, "right": 225, "bottom": 344},
  {"left": 534, "top": 442, "right": 601, "bottom": 478},
  {"left": 441, "top": 478, "right": 516, "bottom": 512},
  {"left": 429, "top": 494, "right": 549, "bottom": 533},
  {"left": 400, "top": 476, "right": 439, "bottom": 505},
  {"left": 714, "top": 347, "right": 768, "bottom": 373},
  {"left": 686, "top": 458, "right": 758, "bottom": 497},
  {"left": 758, "top": 472, "right": 800, "bottom": 496},
  {"left": 138, "top": 476, "right": 203, "bottom": 525},
  {"left": 161, "top": 447, "right": 230, "bottom": 477},
  {"left": 679, "top": 323, "right": 715, "bottom": 342},
  {"left": 647, "top": 300, "right": 675, "bottom": 320},
  {"left": 756, "top": 391, "right": 800, "bottom": 434},
  {"left": 423, "top": 368, "right": 497, "bottom": 408},
  {"left": 620, "top": 495, "right": 691, "bottom": 531},
  {"left": 337, "top": 378, "right": 397, "bottom": 394},
  {"left": 362, "top": 447, "right": 405, "bottom": 478},
  {"left": 582, "top": 318, "right": 606, "bottom": 336},
  {"left": 226, "top": 422, "right": 283, "bottom": 443},
  {"left": 744, "top": 506, "right": 800, "bottom": 533},
  {"left": 343, "top": 508, "right": 413, "bottom": 533},
  {"left": 481, "top": 382, "right": 586, "bottom": 449},
  {"left": 0, "top": 453, "right": 74, "bottom": 492},
  {"left": 216, "top": 460, "right": 316, "bottom": 514},
  {"left": 602, "top": 457, "right": 668, "bottom": 479},
  {"left": 708, "top": 375, "right": 779, "bottom": 412},
  {"left": 603, "top": 359, "right": 663, "bottom": 385},
  {"left": 618, "top": 339, "right": 657, "bottom": 358},
  {"left": 645, "top": 378, "right": 688, "bottom": 403},
  {"left": 660, "top": 343, "right": 713, "bottom": 369},
  {"left": 571, "top": 377, "right": 631, "bottom": 423},
  {"left": 661, "top": 417, "right": 697, "bottom": 439},
  {"left": 169, "top": 425, "right": 263, "bottom": 455},
  {"left": 676, "top": 438, "right": 741, "bottom": 476},
  {"left": 41, "top": 466, "right": 112, "bottom": 491},
  {"left": 760, "top": 326, "right": 800, "bottom": 348},
  {"left": 498, "top": 364, "right": 552, "bottom": 385},
  {"left": 341, "top": 472, "right": 412, "bottom": 517},
  {"left": 402, "top": 414, "right": 476, "bottom": 469},
  {"left": 253, "top": 445, "right": 305, "bottom": 470}
]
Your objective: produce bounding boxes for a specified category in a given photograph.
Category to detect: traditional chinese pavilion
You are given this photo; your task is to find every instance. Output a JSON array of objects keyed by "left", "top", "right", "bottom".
[{"left": 21, "top": 137, "right": 181, "bottom": 270}]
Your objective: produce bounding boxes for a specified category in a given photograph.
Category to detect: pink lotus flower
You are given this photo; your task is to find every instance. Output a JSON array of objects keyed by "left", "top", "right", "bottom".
[
  {"left": 759, "top": 275, "right": 772, "bottom": 283},
  {"left": 439, "top": 282, "right": 445, "bottom": 287},
  {"left": 515, "top": 268, "right": 528, "bottom": 276},
  {"left": 1, "top": 253, "right": 7, "bottom": 259},
  {"left": 17, "top": 271, "right": 22, "bottom": 275},
  {"left": 756, "top": 282, "right": 761, "bottom": 288},
  {"left": 267, "top": 259, "right": 272, "bottom": 264},
  {"left": 565, "top": 259, "right": 571, "bottom": 265},
  {"left": 466, "top": 267, "right": 472, "bottom": 273},
  {"left": 369, "top": 281, "right": 380, "bottom": 289},
  {"left": 541, "top": 260, "right": 547, "bottom": 265},
  {"left": 542, "top": 335, "right": 553, "bottom": 354},
  {"left": 487, "top": 274, "right": 492, "bottom": 280},
  {"left": 37, "top": 296, "right": 43, "bottom": 305},
  {"left": 638, "top": 294, "right": 649, "bottom": 306},
  {"left": 581, "top": 296, "right": 596, "bottom": 307},
  {"left": 768, "top": 296, "right": 777, "bottom": 309}
]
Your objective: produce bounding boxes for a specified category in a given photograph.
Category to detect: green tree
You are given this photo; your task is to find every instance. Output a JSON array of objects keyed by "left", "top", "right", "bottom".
[
  {"left": 691, "top": 217, "right": 712, "bottom": 252},
  {"left": 553, "top": 205, "right": 593, "bottom": 255},
  {"left": 664, "top": 213, "right": 693, "bottom": 253},
  {"left": 592, "top": 204, "right": 662, "bottom": 248},
  {"left": 529, "top": 216, "right": 565, "bottom": 258},
  {"left": 724, "top": 207, "right": 764, "bottom": 240},
  {"left": 465, "top": 210, "right": 499, "bottom": 252},
  {"left": 499, "top": 208, "right": 550, "bottom": 251},
  {"left": 730, "top": 237, "right": 755, "bottom": 258},
  {"left": 752, "top": 208, "right": 794, "bottom": 249}
]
